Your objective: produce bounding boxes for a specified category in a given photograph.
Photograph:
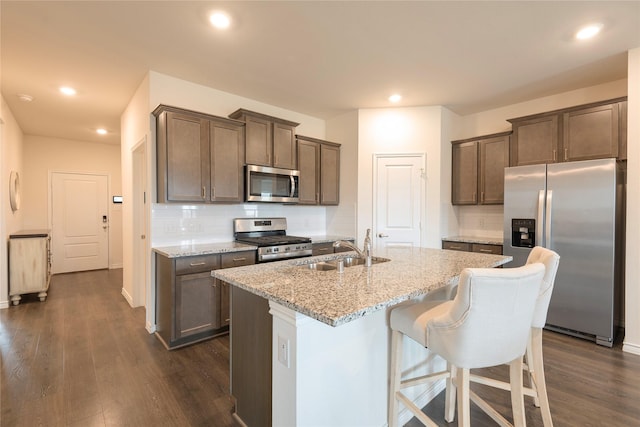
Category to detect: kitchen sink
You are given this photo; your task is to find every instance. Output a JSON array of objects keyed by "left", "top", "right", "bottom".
[{"left": 303, "top": 256, "right": 390, "bottom": 271}]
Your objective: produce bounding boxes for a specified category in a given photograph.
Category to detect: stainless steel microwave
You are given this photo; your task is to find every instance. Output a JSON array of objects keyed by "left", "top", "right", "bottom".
[{"left": 246, "top": 165, "right": 300, "bottom": 203}]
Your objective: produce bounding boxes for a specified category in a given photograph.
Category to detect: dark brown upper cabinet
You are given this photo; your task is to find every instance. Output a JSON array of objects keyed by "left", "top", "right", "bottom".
[
  {"left": 154, "top": 105, "right": 245, "bottom": 203},
  {"left": 296, "top": 135, "right": 341, "bottom": 206},
  {"left": 228, "top": 109, "right": 299, "bottom": 169},
  {"left": 451, "top": 132, "right": 510, "bottom": 205},
  {"left": 508, "top": 97, "right": 627, "bottom": 167}
]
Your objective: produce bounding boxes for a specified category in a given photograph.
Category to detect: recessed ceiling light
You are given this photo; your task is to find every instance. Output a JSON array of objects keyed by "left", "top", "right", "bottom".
[
  {"left": 389, "top": 94, "right": 402, "bottom": 103},
  {"left": 17, "top": 94, "right": 34, "bottom": 102},
  {"left": 96, "top": 128, "right": 108, "bottom": 135},
  {"left": 209, "top": 12, "right": 231, "bottom": 29},
  {"left": 576, "top": 23, "right": 603, "bottom": 40},
  {"left": 59, "top": 86, "right": 77, "bottom": 96}
]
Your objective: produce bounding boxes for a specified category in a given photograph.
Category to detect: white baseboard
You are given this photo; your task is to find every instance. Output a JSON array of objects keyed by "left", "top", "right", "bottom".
[
  {"left": 0, "top": 300, "right": 9, "bottom": 309},
  {"left": 121, "top": 287, "right": 134, "bottom": 307},
  {"left": 145, "top": 322, "right": 156, "bottom": 334},
  {"left": 622, "top": 341, "right": 640, "bottom": 355}
]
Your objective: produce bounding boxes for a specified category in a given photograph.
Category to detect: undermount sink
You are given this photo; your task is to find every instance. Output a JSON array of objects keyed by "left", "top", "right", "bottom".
[{"left": 303, "top": 256, "right": 390, "bottom": 271}]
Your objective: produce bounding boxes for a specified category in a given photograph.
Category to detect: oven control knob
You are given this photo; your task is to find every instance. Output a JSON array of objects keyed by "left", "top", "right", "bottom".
[{"left": 273, "top": 248, "right": 279, "bottom": 252}]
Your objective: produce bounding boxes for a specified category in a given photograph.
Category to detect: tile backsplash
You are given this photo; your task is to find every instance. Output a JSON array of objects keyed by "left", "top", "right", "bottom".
[
  {"left": 151, "top": 203, "right": 327, "bottom": 246},
  {"left": 455, "top": 205, "right": 504, "bottom": 239}
]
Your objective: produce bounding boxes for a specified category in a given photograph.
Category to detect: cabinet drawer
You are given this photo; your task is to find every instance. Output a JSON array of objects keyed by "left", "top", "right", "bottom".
[
  {"left": 221, "top": 251, "right": 256, "bottom": 268},
  {"left": 176, "top": 254, "right": 220, "bottom": 275},
  {"left": 471, "top": 243, "right": 503, "bottom": 255},
  {"left": 312, "top": 242, "right": 334, "bottom": 256},
  {"left": 442, "top": 241, "right": 471, "bottom": 252}
]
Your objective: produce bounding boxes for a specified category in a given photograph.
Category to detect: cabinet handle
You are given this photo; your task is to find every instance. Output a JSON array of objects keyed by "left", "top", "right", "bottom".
[
  {"left": 318, "top": 248, "right": 330, "bottom": 253},
  {"left": 316, "top": 193, "right": 319, "bottom": 203},
  {"left": 479, "top": 249, "right": 493, "bottom": 253},
  {"left": 211, "top": 187, "right": 215, "bottom": 199},
  {"left": 564, "top": 148, "right": 568, "bottom": 161},
  {"left": 473, "top": 192, "right": 476, "bottom": 203},
  {"left": 225, "top": 318, "right": 230, "bottom": 323},
  {"left": 232, "top": 257, "right": 247, "bottom": 262},
  {"left": 190, "top": 262, "right": 206, "bottom": 267},
  {"left": 201, "top": 186, "right": 206, "bottom": 198},
  {"left": 553, "top": 150, "right": 557, "bottom": 162},
  {"left": 481, "top": 191, "right": 484, "bottom": 203},
  {"left": 450, "top": 245, "right": 463, "bottom": 250}
]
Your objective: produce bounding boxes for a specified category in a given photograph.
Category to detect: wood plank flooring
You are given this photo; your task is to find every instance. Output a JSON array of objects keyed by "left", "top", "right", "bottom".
[{"left": 2, "top": 269, "right": 640, "bottom": 426}]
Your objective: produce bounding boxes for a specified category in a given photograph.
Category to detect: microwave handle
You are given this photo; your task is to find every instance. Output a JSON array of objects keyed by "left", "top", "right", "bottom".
[{"left": 290, "top": 175, "right": 296, "bottom": 197}]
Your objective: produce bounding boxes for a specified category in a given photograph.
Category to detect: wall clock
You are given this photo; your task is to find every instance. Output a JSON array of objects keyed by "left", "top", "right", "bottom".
[{"left": 9, "top": 170, "right": 20, "bottom": 212}]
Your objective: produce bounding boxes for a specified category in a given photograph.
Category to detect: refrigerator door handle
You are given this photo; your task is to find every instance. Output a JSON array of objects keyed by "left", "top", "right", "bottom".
[
  {"left": 537, "top": 190, "right": 545, "bottom": 247},
  {"left": 545, "top": 190, "right": 553, "bottom": 248}
]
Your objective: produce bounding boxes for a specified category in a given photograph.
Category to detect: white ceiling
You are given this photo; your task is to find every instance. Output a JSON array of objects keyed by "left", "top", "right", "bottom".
[{"left": 2, "top": 1, "right": 640, "bottom": 145}]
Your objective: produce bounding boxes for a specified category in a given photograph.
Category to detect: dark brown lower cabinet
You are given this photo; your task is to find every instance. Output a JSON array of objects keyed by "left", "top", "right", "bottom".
[
  {"left": 231, "top": 286, "right": 272, "bottom": 427},
  {"left": 442, "top": 240, "right": 503, "bottom": 255},
  {"left": 155, "top": 250, "right": 255, "bottom": 350}
]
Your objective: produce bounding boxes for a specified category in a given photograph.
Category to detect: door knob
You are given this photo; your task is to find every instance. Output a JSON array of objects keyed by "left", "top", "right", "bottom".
[{"left": 378, "top": 233, "right": 389, "bottom": 238}]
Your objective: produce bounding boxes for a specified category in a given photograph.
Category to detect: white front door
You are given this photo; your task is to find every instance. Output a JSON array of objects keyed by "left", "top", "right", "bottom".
[
  {"left": 374, "top": 154, "right": 424, "bottom": 250},
  {"left": 51, "top": 172, "right": 109, "bottom": 273}
]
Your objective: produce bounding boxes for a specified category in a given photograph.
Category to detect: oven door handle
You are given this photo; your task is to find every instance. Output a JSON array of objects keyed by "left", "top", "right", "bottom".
[{"left": 290, "top": 175, "right": 296, "bottom": 198}]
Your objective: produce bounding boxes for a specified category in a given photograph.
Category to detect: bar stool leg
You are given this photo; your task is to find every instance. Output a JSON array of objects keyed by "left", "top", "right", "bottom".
[
  {"left": 531, "top": 328, "right": 553, "bottom": 427},
  {"left": 525, "top": 337, "right": 541, "bottom": 407},
  {"left": 456, "top": 367, "right": 470, "bottom": 427},
  {"left": 509, "top": 357, "right": 526, "bottom": 427},
  {"left": 445, "top": 362, "right": 456, "bottom": 422},
  {"left": 389, "top": 330, "right": 402, "bottom": 427}
]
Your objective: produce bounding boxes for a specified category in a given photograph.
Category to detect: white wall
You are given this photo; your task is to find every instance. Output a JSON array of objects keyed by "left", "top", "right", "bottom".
[
  {"left": 357, "top": 106, "right": 449, "bottom": 248},
  {"left": 0, "top": 96, "right": 24, "bottom": 308},
  {"left": 624, "top": 48, "right": 640, "bottom": 355},
  {"left": 22, "top": 135, "right": 123, "bottom": 268},
  {"left": 326, "top": 110, "right": 359, "bottom": 237}
]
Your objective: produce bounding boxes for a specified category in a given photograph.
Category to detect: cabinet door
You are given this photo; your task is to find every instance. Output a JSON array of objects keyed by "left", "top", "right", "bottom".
[
  {"left": 175, "top": 271, "right": 220, "bottom": 339},
  {"left": 297, "top": 139, "right": 320, "bottom": 205},
  {"left": 320, "top": 144, "right": 340, "bottom": 205},
  {"left": 245, "top": 115, "right": 272, "bottom": 167},
  {"left": 273, "top": 123, "right": 297, "bottom": 169},
  {"left": 511, "top": 115, "right": 558, "bottom": 166},
  {"left": 451, "top": 141, "right": 478, "bottom": 205},
  {"left": 220, "top": 281, "right": 230, "bottom": 327},
  {"left": 471, "top": 243, "right": 503, "bottom": 255},
  {"left": 563, "top": 103, "right": 619, "bottom": 162},
  {"left": 479, "top": 135, "right": 509, "bottom": 204},
  {"left": 210, "top": 120, "right": 245, "bottom": 202},
  {"left": 163, "top": 111, "right": 209, "bottom": 202}
]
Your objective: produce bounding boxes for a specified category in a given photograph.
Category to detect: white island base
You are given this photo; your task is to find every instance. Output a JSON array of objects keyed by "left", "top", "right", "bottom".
[{"left": 269, "top": 300, "right": 446, "bottom": 427}]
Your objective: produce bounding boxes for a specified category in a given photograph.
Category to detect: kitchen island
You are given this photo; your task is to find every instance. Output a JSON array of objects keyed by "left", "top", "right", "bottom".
[{"left": 213, "top": 247, "right": 511, "bottom": 427}]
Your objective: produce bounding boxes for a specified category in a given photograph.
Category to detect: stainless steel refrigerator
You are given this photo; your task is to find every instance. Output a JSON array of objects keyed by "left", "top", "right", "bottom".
[{"left": 503, "top": 158, "right": 625, "bottom": 347}]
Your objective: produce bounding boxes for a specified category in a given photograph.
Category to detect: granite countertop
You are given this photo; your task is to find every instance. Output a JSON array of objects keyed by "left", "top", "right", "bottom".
[
  {"left": 443, "top": 235, "right": 504, "bottom": 245},
  {"left": 213, "top": 247, "right": 511, "bottom": 327},
  {"left": 152, "top": 241, "right": 257, "bottom": 258},
  {"left": 308, "top": 235, "right": 355, "bottom": 244}
]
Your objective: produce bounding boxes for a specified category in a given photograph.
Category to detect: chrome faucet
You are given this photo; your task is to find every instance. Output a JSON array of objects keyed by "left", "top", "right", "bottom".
[{"left": 333, "top": 229, "right": 373, "bottom": 267}]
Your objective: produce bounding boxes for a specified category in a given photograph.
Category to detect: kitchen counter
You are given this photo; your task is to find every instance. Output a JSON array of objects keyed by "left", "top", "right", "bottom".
[
  {"left": 213, "top": 247, "right": 510, "bottom": 326},
  {"left": 216, "top": 247, "right": 511, "bottom": 427},
  {"left": 151, "top": 241, "right": 256, "bottom": 258},
  {"left": 308, "top": 234, "right": 355, "bottom": 244},
  {"left": 442, "top": 235, "right": 503, "bottom": 245}
]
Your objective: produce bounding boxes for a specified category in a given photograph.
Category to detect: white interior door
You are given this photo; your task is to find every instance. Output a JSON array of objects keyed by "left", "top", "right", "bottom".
[
  {"left": 374, "top": 154, "right": 424, "bottom": 250},
  {"left": 51, "top": 172, "right": 109, "bottom": 274},
  {"left": 133, "top": 139, "right": 149, "bottom": 310}
]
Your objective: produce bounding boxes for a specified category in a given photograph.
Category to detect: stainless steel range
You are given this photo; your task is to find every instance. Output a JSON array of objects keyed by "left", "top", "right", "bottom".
[{"left": 233, "top": 217, "right": 312, "bottom": 262}]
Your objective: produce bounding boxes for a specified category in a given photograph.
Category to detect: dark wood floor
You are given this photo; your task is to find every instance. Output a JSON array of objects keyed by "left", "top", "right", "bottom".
[{"left": 2, "top": 269, "right": 640, "bottom": 426}]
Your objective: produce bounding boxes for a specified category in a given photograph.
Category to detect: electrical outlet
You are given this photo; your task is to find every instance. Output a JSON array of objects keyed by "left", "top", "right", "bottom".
[{"left": 278, "top": 335, "right": 290, "bottom": 368}]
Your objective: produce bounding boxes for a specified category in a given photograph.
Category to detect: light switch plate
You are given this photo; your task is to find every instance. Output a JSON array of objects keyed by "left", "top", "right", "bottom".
[{"left": 278, "top": 335, "right": 290, "bottom": 368}]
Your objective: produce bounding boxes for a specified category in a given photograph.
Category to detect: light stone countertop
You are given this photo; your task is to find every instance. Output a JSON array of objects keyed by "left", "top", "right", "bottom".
[
  {"left": 213, "top": 247, "right": 511, "bottom": 327},
  {"left": 308, "top": 235, "right": 355, "bottom": 244},
  {"left": 442, "top": 235, "right": 504, "bottom": 245},
  {"left": 152, "top": 241, "right": 257, "bottom": 258}
]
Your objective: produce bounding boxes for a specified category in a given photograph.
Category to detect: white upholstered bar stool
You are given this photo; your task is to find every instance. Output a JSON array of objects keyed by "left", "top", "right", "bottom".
[
  {"left": 469, "top": 247, "right": 560, "bottom": 427},
  {"left": 388, "top": 263, "right": 546, "bottom": 427}
]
